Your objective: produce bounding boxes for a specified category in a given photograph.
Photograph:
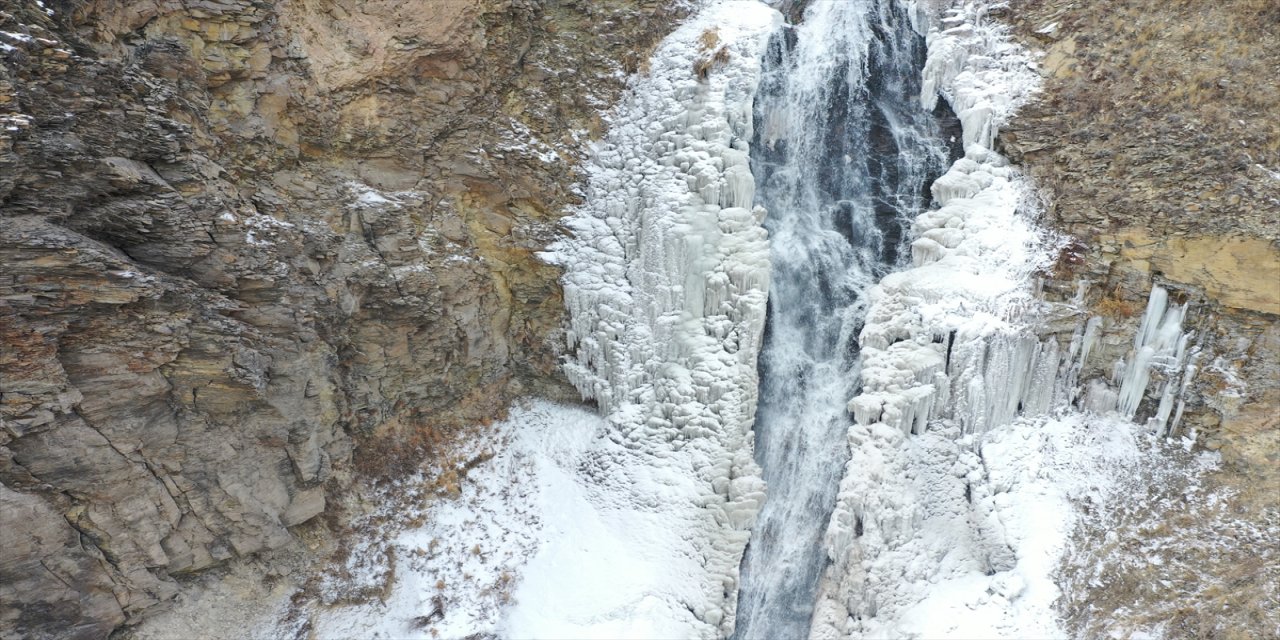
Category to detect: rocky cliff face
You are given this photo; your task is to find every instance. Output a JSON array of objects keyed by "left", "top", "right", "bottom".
[
  {"left": 999, "top": 0, "right": 1279, "bottom": 634},
  {"left": 0, "top": 0, "right": 681, "bottom": 636},
  {"left": 4, "top": 0, "right": 1277, "bottom": 637},
  {"left": 1000, "top": 0, "right": 1278, "bottom": 486}
]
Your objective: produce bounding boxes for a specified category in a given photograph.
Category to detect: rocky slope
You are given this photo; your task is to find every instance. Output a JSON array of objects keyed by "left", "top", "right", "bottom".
[{"left": 0, "top": 0, "right": 683, "bottom": 637}]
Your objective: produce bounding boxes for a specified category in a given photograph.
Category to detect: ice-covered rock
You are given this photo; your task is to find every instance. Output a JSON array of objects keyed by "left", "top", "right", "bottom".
[
  {"left": 811, "top": 2, "right": 1065, "bottom": 637},
  {"left": 540, "top": 2, "right": 780, "bottom": 636}
]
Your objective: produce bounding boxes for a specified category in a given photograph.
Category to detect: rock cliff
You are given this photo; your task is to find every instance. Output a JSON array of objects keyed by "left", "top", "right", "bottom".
[
  {"left": 0, "top": 0, "right": 681, "bottom": 636},
  {"left": 999, "top": 0, "right": 1279, "bottom": 634},
  {"left": 3, "top": 0, "right": 1277, "bottom": 637}
]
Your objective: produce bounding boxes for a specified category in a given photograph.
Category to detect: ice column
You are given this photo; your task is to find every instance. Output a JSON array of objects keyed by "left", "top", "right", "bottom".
[
  {"left": 544, "top": 3, "right": 780, "bottom": 636},
  {"left": 1109, "top": 285, "right": 1197, "bottom": 434}
]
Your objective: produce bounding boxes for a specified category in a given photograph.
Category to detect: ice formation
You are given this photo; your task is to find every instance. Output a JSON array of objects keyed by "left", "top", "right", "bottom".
[
  {"left": 1077, "top": 285, "right": 1198, "bottom": 436},
  {"left": 303, "top": 2, "right": 1205, "bottom": 638},
  {"left": 730, "top": 1, "right": 956, "bottom": 637},
  {"left": 539, "top": 2, "right": 780, "bottom": 636},
  {"left": 808, "top": 2, "right": 1074, "bottom": 636}
]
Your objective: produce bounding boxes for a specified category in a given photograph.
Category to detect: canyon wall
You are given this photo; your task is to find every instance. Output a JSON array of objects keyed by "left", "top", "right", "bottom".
[
  {"left": 0, "top": 0, "right": 683, "bottom": 636},
  {"left": 2, "top": 0, "right": 1276, "bottom": 637}
]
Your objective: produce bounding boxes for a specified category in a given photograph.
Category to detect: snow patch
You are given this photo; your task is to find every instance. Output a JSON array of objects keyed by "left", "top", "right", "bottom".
[{"left": 306, "top": 399, "right": 768, "bottom": 639}]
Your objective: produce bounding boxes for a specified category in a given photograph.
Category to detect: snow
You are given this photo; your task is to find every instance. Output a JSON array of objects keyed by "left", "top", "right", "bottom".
[
  {"left": 917, "top": 1, "right": 1041, "bottom": 148},
  {"left": 346, "top": 182, "right": 422, "bottom": 210},
  {"left": 879, "top": 413, "right": 1153, "bottom": 639},
  {"left": 815, "top": 408, "right": 1156, "bottom": 639},
  {"left": 1, "top": 31, "right": 34, "bottom": 43},
  {"left": 493, "top": 118, "right": 565, "bottom": 165},
  {"left": 306, "top": 399, "right": 755, "bottom": 639}
]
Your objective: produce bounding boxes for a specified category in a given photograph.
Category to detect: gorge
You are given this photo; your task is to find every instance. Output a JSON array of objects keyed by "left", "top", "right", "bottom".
[{"left": 1, "top": 0, "right": 1276, "bottom": 639}]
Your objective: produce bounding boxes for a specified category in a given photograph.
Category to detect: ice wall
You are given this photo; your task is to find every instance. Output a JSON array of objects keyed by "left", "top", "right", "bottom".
[
  {"left": 543, "top": 2, "right": 780, "bottom": 636},
  {"left": 811, "top": 2, "right": 1056, "bottom": 636},
  {"left": 847, "top": 147, "right": 1057, "bottom": 438}
]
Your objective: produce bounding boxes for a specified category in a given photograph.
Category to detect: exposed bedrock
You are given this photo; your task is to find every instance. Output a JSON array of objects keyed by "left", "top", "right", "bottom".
[{"left": 0, "top": 0, "right": 683, "bottom": 636}]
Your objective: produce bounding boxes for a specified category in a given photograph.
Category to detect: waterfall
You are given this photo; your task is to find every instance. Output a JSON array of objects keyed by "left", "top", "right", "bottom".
[{"left": 732, "top": 2, "right": 957, "bottom": 638}]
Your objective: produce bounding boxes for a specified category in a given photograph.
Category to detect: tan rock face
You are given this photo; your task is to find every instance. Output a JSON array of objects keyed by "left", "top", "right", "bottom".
[
  {"left": 277, "top": 0, "right": 485, "bottom": 92},
  {"left": 0, "top": 0, "right": 685, "bottom": 636},
  {"left": 1002, "top": 0, "right": 1279, "bottom": 634},
  {"left": 1107, "top": 230, "right": 1280, "bottom": 316}
]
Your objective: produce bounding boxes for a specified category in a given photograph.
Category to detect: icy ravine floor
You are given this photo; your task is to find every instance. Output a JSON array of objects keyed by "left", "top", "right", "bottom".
[
  {"left": 283, "top": 406, "right": 1223, "bottom": 640},
  {"left": 146, "top": 398, "right": 1235, "bottom": 640}
]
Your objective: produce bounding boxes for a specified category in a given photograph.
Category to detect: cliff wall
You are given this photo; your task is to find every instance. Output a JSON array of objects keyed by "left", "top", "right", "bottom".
[
  {"left": 1000, "top": 0, "right": 1279, "bottom": 634},
  {"left": 0, "top": 0, "right": 682, "bottom": 636}
]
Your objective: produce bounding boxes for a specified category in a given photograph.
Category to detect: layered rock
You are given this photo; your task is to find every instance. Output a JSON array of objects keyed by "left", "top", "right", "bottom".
[
  {"left": 0, "top": 0, "right": 684, "bottom": 636},
  {"left": 1000, "top": 0, "right": 1280, "bottom": 469}
]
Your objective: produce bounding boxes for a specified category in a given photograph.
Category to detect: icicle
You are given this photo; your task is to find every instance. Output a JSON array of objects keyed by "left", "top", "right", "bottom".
[
  {"left": 1079, "top": 316, "right": 1102, "bottom": 367},
  {"left": 1115, "top": 286, "right": 1195, "bottom": 424}
]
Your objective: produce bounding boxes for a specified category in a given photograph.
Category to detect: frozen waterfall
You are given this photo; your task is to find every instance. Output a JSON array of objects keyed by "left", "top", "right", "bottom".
[{"left": 731, "top": 2, "right": 956, "bottom": 638}]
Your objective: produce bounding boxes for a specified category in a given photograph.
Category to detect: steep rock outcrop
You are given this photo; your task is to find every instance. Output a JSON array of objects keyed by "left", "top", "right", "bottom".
[
  {"left": 0, "top": 0, "right": 683, "bottom": 636},
  {"left": 996, "top": 0, "right": 1279, "bottom": 634},
  {"left": 999, "top": 0, "right": 1279, "bottom": 478}
]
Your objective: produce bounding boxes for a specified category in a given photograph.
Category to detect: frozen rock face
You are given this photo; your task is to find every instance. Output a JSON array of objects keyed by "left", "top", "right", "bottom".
[
  {"left": 805, "top": 1, "right": 1276, "bottom": 636},
  {"left": 0, "top": 0, "right": 686, "bottom": 636},
  {"left": 548, "top": 1, "right": 779, "bottom": 635}
]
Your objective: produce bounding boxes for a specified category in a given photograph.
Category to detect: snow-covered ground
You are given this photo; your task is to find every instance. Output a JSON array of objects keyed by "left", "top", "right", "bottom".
[
  {"left": 309, "top": 399, "right": 749, "bottom": 639},
  {"left": 291, "top": 405, "right": 1223, "bottom": 640},
  {"left": 816, "top": 411, "right": 1161, "bottom": 639}
]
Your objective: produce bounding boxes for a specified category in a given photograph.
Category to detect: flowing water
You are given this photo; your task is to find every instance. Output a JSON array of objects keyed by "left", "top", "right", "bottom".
[{"left": 733, "top": 1, "right": 958, "bottom": 637}]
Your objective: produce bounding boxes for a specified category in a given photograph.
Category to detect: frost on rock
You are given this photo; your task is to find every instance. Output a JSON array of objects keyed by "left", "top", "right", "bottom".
[{"left": 534, "top": 2, "right": 779, "bottom": 637}]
